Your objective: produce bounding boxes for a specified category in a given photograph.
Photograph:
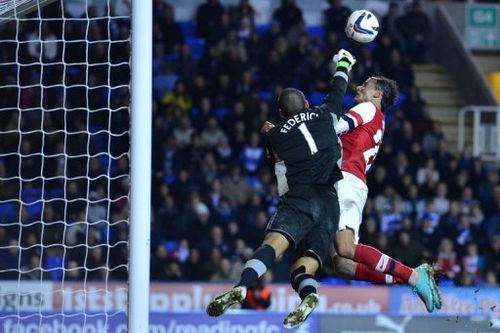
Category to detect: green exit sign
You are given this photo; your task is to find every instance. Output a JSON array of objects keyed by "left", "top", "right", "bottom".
[
  {"left": 465, "top": 4, "right": 500, "bottom": 50},
  {"left": 468, "top": 6, "right": 496, "bottom": 27}
]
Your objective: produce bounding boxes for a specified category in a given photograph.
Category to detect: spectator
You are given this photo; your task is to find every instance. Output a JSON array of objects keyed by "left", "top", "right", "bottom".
[
  {"left": 484, "top": 270, "right": 498, "bottom": 287},
  {"left": 210, "top": 257, "right": 236, "bottom": 282},
  {"left": 392, "top": 231, "right": 423, "bottom": 268},
  {"left": 196, "top": 0, "right": 226, "bottom": 41},
  {"left": 173, "top": 116, "right": 195, "bottom": 148},
  {"left": 397, "top": 0, "right": 431, "bottom": 63},
  {"left": 455, "top": 215, "right": 478, "bottom": 249},
  {"left": 209, "top": 13, "right": 232, "bottom": 46},
  {"left": 153, "top": 65, "right": 178, "bottom": 101},
  {"left": 402, "top": 85, "right": 426, "bottom": 123},
  {"left": 436, "top": 238, "right": 460, "bottom": 280},
  {"left": 183, "top": 249, "right": 205, "bottom": 280},
  {"left": 230, "top": 0, "right": 255, "bottom": 39},
  {"left": 241, "top": 277, "right": 272, "bottom": 310},
  {"left": 164, "top": 261, "right": 183, "bottom": 280},
  {"left": 66, "top": 260, "right": 84, "bottom": 281},
  {"left": 151, "top": 244, "right": 170, "bottom": 279},
  {"left": 161, "top": 80, "right": 192, "bottom": 116},
  {"left": 484, "top": 236, "right": 500, "bottom": 277},
  {"left": 359, "top": 218, "right": 380, "bottom": 248},
  {"left": 323, "top": 0, "right": 351, "bottom": 35},
  {"left": 433, "top": 182, "right": 450, "bottom": 215},
  {"left": 380, "top": 198, "right": 405, "bottom": 235},
  {"left": 462, "top": 243, "right": 483, "bottom": 284},
  {"left": 157, "top": 195, "right": 182, "bottom": 240},
  {"left": 439, "top": 200, "right": 460, "bottom": 234},
  {"left": 469, "top": 203, "right": 485, "bottom": 227},
  {"left": 200, "top": 117, "right": 227, "bottom": 148},
  {"left": 416, "top": 158, "right": 439, "bottom": 186},
  {"left": 383, "top": 49, "right": 414, "bottom": 92},
  {"left": 240, "top": 132, "right": 265, "bottom": 175},
  {"left": 478, "top": 171, "right": 499, "bottom": 210},
  {"left": 402, "top": 184, "right": 424, "bottom": 218},
  {"left": 221, "top": 165, "right": 253, "bottom": 207},
  {"left": 201, "top": 153, "right": 220, "bottom": 183},
  {"left": 418, "top": 200, "right": 440, "bottom": 232},
  {"left": 173, "top": 44, "right": 198, "bottom": 82},
  {"left": 381, "top": 2, "right": 400, "bottom": 37},
  {"left": 272, "top": 0, "right": 304, "bottom": 34},
  {"left": 159, "top": 4, "right": 184, "bottom": 54}
]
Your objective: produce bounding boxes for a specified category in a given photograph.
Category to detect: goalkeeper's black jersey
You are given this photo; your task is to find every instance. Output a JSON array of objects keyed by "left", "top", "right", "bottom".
[
  {"left": 266, "top": 107, "right": 342, "bottom": 196},
  {"left": 265, "top": 74, "right": 348, "bottom": 196}
]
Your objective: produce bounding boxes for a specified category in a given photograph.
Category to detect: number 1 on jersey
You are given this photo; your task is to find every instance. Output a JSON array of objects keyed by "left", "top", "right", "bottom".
[{"left": 298, "top": 123, "right": 318, "bottom": 155}]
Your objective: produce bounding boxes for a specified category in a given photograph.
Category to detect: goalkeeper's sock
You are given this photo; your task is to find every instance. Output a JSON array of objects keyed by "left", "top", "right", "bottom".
[
  {"left": 296, "top": 274, "right": 318, "bottom": 300},
  {"left": 353, "top": 244, "right": 412, "bottom": 283},
  {"left": 236, "top": 244, "right": 275, "bottom": 288},
  {"left": 291, "top": 272, "right": 318, "bottom": 300}
]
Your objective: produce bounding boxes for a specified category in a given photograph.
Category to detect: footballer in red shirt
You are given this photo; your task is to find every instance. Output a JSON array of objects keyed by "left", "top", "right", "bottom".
[{"left": 332, "top": 77, "right": 442, "bottom": 312}]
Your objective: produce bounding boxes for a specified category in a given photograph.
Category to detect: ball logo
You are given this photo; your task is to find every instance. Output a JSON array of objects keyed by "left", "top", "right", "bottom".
[{"left": 353, "top": 13, "right": 376, "bottom": 35}]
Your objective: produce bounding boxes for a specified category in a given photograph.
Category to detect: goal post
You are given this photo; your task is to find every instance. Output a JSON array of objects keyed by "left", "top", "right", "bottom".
[
  {"left": 0, "top": 0, "right": 151, "bottom": 331},
  {"left": 129, "top": 0, "right": 152, "bottom": 331}
]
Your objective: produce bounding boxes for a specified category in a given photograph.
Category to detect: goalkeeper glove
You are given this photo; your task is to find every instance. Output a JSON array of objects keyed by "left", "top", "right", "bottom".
[{"left": 333, "top": 49, "right": 356, "bottom": 73}]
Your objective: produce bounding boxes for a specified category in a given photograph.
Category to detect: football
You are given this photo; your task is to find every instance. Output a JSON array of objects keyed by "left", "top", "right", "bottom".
[{"left": 345, "top": 10, "right": 379, "bottom": 43}]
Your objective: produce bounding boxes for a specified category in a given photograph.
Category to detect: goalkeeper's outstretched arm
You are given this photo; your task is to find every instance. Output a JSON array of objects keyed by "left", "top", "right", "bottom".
[{"left": 316, "top": 49, "right": 356, "bottom": 118}]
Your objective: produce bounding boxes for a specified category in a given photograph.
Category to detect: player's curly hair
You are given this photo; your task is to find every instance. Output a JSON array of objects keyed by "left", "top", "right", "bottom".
[{"left": 373, "top": 76, "right": 399, "bottom": 113}]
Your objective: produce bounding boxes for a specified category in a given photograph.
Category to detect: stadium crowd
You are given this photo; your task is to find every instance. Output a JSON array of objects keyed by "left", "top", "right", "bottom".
[{"left": 0, "top": 0, "right": 498, "bottom": 288}]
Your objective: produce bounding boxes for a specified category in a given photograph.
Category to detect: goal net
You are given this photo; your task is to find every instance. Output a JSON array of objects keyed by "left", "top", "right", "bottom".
[{"left": 0, "top": 0, "right": 131, "bottom": 330}]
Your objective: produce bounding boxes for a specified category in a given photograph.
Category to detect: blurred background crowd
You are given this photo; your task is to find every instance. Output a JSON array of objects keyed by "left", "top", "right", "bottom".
[{"left": 0, "top": 0, "right": 499, "bottom": 288}]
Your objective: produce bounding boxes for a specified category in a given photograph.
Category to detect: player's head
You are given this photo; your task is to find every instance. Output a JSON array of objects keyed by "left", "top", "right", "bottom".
[
  {"left": 354, "top": 76, "right": 398, "bottom": 112},
  {"left": 278, "top": 87, "right": 309, "bottom": 118}
]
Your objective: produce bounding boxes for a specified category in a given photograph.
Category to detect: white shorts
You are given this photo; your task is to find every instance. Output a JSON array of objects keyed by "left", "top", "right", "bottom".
[{"left": 337, "top": 171, "right": 368, "bottom": 244}]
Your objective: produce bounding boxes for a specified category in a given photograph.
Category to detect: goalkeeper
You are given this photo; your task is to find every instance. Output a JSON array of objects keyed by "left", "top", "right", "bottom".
[{"left": 206, "top": 49, "right": 356, "bottom": 329}]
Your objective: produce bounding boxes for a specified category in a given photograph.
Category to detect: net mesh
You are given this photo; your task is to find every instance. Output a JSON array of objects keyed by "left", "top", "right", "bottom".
[{"left": 0, "top": 0, "right": 130, "bottom": 328}]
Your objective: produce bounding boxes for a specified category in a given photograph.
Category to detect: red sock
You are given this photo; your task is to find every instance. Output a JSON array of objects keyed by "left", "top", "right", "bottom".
[
  {"left": 354, "top": 263, "right": 396, "bottom": 284},
  {"left": 354, "top": 244, "right": 413, "bottom": 283}
]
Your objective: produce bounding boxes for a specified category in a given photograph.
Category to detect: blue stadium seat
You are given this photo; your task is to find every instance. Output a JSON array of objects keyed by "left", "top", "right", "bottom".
[
  {"left": 343, "top": 93, "right": 355, "bottom": 107},
  {"left": 259, "top": 90, "right": 274, "bottom": 102},
  {"left": 186, "top": 37, "right": 205, "bottom": 61},
  {"left": 49, "top": 188, "right": 64, "bottom": 199},
  {"left": 256, "top": 24, "right": 270, "bottom": 36},
  {"left": 163, "top": 173, "right": 177, "bottom": 185},
  {"left": 46, "top": 256, "right": 65, "bottom": 281},
  {"left": 26, "top": 202, "right": 43, "bottom": 218},
  {"left": 0, "top": 203, "right": 17, "bottom": 223},
  {"left": 307, "top": 26, "right": 324, "bottom": 42},
  {"left": 21, "top": 188, "right": 44, "bottom": 218},
  {"left": 308, "top": 91, "right": 326, "bottom": 106},
  {"left": 179, "top": 21, "right": 196, "bottom": 38},
  {"left": 163, "top": 240, "right": 179, "bottom": 254},
  {"left": 22, "top": 187, "right": 43, "bottom": 203},
  {"left": 214, "top": 107, "right": 229, "bottom": 121},
  {"left": 394, "top": 91, "right": 406, "bottom": 108}
]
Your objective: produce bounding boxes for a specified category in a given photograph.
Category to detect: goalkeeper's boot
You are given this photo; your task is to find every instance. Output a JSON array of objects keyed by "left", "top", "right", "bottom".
[
  {"left": 283, "top": 293, "right": 319, "bottom": 329},
  {"left": 412, "top": 264, "right": 436, "bottom": 313},
  {"left": 206, "top": 286, "right": 246, "bottom": 317}
]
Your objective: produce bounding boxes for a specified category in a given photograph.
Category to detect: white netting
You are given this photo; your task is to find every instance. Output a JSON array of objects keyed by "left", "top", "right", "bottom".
[{"left": 0, "top": 0, "right": 130, "bottom": 330}]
